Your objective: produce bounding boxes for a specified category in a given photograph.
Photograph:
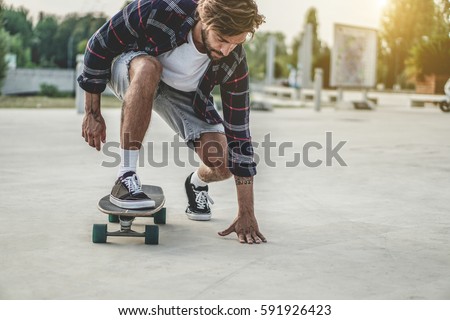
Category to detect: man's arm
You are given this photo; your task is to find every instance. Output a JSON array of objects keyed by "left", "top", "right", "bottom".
[
  {"left": 82, "top": 92, "right": 106, "bottom": 151},
  {"left": 78, "top": 1, "right": 155, "bottom": 149},
  {"left": 219, "top": 52, "right": 256, "bottom": 177},
  {"left": 218, "top": 50, "right": 266, "bottom": 243},
  {"left": 218, "top": 176, "right": 266, "bottom": 244}
]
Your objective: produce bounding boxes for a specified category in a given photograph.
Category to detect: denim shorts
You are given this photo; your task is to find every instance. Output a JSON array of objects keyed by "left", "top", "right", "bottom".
[{"left": 108, "top": 51, "right": 224, "bottom": 149}]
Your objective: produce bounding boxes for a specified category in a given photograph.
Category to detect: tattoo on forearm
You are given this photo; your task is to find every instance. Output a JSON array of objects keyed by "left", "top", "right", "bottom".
[{"left": 235, "top": 177, "right": 253, "bottom": 186}]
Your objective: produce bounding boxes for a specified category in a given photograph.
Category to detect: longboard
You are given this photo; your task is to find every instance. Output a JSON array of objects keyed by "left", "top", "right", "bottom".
[{"left": 92, "top": 185, "right": 166, "bottom": 245}]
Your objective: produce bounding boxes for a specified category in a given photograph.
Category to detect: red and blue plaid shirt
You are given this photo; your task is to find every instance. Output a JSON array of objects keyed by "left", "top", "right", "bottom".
[{"left": 77, "top": 0, "right": 256, "bottom": 177}]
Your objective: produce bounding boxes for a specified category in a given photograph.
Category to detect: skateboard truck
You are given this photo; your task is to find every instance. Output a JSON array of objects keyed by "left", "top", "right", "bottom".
[
  {"left": 93, "top": 222, "right": 160, "bottom": 245},
  {"left": 92, "top": 185, "right": 166, "bottom": 245},
  {"left": 119, "top": 216, "right": 134, "bottom": 230}
]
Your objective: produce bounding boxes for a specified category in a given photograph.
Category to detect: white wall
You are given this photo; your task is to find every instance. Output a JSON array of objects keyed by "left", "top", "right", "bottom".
[{"left": 1, "top": 68, "right": 75, "bottom": 95}]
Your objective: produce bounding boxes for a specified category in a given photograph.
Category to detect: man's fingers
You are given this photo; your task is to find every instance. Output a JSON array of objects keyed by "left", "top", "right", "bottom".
[
  {"left": 101, "top": 126, "right": 107, "bottom": 143},
  {"left": 257, "top": 231, "right": 267, "bottom": 243},
  {"left": 94, "top": 136, "right": 101, "bottom": 151},
  {"left": 87, "top": 134, "right": 94, "bottom": 148},
  {"left": 245, "top": 233, "right": 254, "bottom": 244},
  {"left": 251, "top": 231, "right": 262, "bottom": 244},
  {"left": 218, "top": 222, "right": 237, "bottom": 236},
  {"left": 238, "top": 233, "right": 246, "bottom": 243}
]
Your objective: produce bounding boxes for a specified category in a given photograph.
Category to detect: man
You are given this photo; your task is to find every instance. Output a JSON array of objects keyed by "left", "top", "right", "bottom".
[{"left": 78, "top": 0, "right": 266, "bottom": 244}]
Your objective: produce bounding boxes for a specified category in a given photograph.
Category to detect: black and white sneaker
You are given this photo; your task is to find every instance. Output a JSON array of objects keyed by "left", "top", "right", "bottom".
[
  {"left": 185, "top": 172, "right": 214, "bottom": 221},
  {"left": 110, "top": 171, "right": 155, "bottom": 209}
]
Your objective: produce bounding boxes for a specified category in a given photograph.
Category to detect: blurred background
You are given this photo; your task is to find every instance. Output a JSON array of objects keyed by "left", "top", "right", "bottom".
[{"left": 0, "top": 0, "right": 449, "bottom": 105}]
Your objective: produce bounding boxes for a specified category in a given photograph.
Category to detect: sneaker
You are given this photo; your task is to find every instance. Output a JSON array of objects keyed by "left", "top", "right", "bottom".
[
  {"left": 110, "top": 171, "right": 155, "bottom": 209},
  {"left": 185, "top": 172, "right": 214, "bottom": 221}
]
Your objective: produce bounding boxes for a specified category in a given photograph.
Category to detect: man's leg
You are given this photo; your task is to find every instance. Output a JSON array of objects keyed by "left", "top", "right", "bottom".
[
  {"left": 194, "top": 132, "right": 232, "bottom": 183},
  {"left": 185, "top": 131, "right": 232, "bottom": 221},
  {"left": 110, "top": 55, "right": 162, "bottom": 209},
  {"left": 120, "top": 55, "right": 162, "bottom": 150}
]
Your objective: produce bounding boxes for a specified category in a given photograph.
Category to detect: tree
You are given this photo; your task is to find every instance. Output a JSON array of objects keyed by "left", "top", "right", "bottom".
[
  {"left": 434, "top": 0, "right": 450, "bottom": 35},
  {"left": 291, "top": 8, "right": 321, "bottom": 69},
  {"left": 291, "top": 7, "right": 331, "bottom": 87},
  {"left": 1, "top": 5, "right": 34, "bottom": 68},
  {"left": 0, "top": 0, "right": 8, "bottom": 87},
  {"left": 33, "top": 13, "right": 58, "bottom": 67},
  {"left": 52, "top": 13, "right": 106, "bottom": 68},
  {"left": 2, "top": 6, "right": 33, "bottom": 44},
  {"left": 244, "top": 32, "right": 289, "bottom": 82},
  {"left": 407, "top": 35, "right": 450, "bottom": 77},
  {"left": 379, "top": 0, "right": 437, "bottom": 88}
]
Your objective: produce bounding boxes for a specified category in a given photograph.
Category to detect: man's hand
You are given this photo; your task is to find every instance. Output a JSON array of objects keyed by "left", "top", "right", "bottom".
[
  {"left": 218, "top": 212, "right": 266, "bottom": 244},
  {"left": 218, "top": 176, "right": 267, "bottom": 244},
  {"left": 82, "top": 92, "right": 106, "bottom": 151}
]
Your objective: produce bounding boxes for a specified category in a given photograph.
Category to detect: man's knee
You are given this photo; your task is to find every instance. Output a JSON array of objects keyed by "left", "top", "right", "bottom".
[
  {"left": 210, "top": 166, "right": 232, "bottom": 181},
  {"left": 204, "top": 154, "right": 232, "bottom": 181},
  {"left": 129, "top": 56, "right": 162, "bottom": 83}
]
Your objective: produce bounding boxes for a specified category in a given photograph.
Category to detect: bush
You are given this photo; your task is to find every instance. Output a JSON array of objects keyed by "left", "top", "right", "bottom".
[{"left": 39, "top": 83, "right": 60, "bottom": 97}]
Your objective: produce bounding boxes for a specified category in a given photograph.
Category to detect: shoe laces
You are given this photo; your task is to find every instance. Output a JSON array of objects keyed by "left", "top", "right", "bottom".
[
  {"left": 122, "top": 174, "right": 143, "bottom": 195},
  {"left": 194, "top": 189, "right": 214, "bottom": 210}
]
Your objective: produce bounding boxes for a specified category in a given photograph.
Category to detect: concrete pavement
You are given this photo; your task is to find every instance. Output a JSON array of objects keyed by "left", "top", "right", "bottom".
[{"left": 0, "top": 104, "right": 449, "bottom": 299}]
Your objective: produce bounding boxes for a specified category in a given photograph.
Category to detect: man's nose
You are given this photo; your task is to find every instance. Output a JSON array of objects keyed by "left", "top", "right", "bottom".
[{"left": 220, "top": 44, "right": 236, "bottom": 56}]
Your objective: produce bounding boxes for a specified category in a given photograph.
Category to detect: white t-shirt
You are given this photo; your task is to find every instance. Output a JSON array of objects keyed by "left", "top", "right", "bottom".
[{"left": 157, "top": 30, "right": 210, "bottom": 92}]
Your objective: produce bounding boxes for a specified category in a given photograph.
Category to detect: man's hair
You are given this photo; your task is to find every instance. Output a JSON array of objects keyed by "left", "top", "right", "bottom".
[{"left": 197, "top": 0, "right": 265, "bottom": 37}]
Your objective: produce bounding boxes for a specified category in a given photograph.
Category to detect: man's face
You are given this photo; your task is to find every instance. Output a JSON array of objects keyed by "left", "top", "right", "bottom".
[{"left": 201, "top": 27, "right": 248, "bottom": 61}]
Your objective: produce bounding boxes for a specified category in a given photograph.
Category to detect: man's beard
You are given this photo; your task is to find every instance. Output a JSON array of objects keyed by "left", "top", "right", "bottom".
[{"left": 201, "top": 28, "right": 224, "bottom": 61}]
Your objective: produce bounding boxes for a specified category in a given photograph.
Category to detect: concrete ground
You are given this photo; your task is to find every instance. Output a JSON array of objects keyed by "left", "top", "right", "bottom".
[{"left": 0, "top": 103, "right": 449, "bottom": 300}]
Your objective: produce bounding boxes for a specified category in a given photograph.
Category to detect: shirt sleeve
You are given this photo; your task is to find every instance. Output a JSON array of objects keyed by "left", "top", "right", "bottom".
[
  {"left": 77, "top": 1, "right": 152, "bottom": 93},
  {"left": 220, "top": 54, "right": 257, "bottom": 177}
]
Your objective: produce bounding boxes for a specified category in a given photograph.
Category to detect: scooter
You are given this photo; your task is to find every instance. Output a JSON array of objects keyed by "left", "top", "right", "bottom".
[
  {"left": 439, "top": 100, "right": 450, "bottom": 112},
  {"left": 440, "top": 78, "right": 450, "bottom": 113}
]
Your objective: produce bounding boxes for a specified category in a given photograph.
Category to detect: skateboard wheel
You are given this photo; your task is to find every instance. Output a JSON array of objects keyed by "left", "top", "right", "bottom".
[
  {"left": 108, "top": 214, "right": 120, "bottom": 223},
  {"left": 144, "top": 225, "right": 159, "bottom": 245},
  {"left": 92, "top": 224, "right": 108, "bottom": 243},
  {"left": 153, "top": 207, "right": 166, "bottom": 225}
]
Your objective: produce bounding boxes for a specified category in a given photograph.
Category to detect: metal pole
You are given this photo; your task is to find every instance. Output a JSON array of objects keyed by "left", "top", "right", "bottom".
[
  {"left": 314, "top": 68, "right": 323, "bottom": 112},
  {"left": 75, "top": 54, "right": 85, "bottom": 114},
  {"left": 265, "top": 35, "right": 276, "bottom": 85}
]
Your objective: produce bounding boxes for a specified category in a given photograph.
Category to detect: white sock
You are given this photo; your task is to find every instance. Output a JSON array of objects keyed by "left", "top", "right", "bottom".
[
  {"left": 117, "top": 149, "right": 140, "bottom": 178},
  {"left": 190, "top": 170, "right": 207, "bottom": 187}
]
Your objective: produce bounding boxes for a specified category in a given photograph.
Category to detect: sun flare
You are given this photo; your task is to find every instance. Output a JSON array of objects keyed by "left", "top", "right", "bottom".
[{"left": 377, "top": 0, "right": 388, "bottom": 8}]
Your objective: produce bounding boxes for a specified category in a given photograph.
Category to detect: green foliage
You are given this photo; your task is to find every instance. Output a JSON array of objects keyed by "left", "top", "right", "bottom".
[
  {"left": 2, "top": 31, "right": 34, "bottom": 67},
  {"left": 33, "top": 14, "right": 58, "bottom": 67},
  {"left": 0, "top": 5, "right": 107, "bottom": 69},
  {"left": 2, "top": 6, "right": 33, "bottom": 43},
  {"left": 408, "top": 35, "right": 450, "bottom": 77},
  {"left": 313, "top": 45, "right": 331, "bottom": 88},
  {"left": 244, "top": 32, "right": 290, "bottom": 81},
  {"left": 0, "top": 1, "right": 8, "bottom": 87},
  {"left": 290, "top": 7, "right": 331, "bottom": 87},
  {"left": 39, "top": 83, "right": 60, "bottom": 97},
  {"left": 379, "top": 0, "right": 438, "bottom": 88},
  {"left": 51, "top": 13, "right": 107, "bottom": 68}
]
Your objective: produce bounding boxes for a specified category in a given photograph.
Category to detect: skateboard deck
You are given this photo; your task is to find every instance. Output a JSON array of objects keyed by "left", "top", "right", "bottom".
[
  {"left": 92, "top": 185, "right": 166, "bottom": 245},
  {"left": 98, "top": 185, "right": 165, "bottom": 217}
]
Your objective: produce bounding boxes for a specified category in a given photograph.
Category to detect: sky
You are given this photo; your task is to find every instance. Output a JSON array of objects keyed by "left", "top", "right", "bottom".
[{"left": 3, "top": 0, "right": 388, "bottom": 46}]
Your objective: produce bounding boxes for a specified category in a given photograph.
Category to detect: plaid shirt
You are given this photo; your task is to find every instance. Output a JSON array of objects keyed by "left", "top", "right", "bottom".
[{"left": 77, "top": 0, "right": 256, "bottom": 177}]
